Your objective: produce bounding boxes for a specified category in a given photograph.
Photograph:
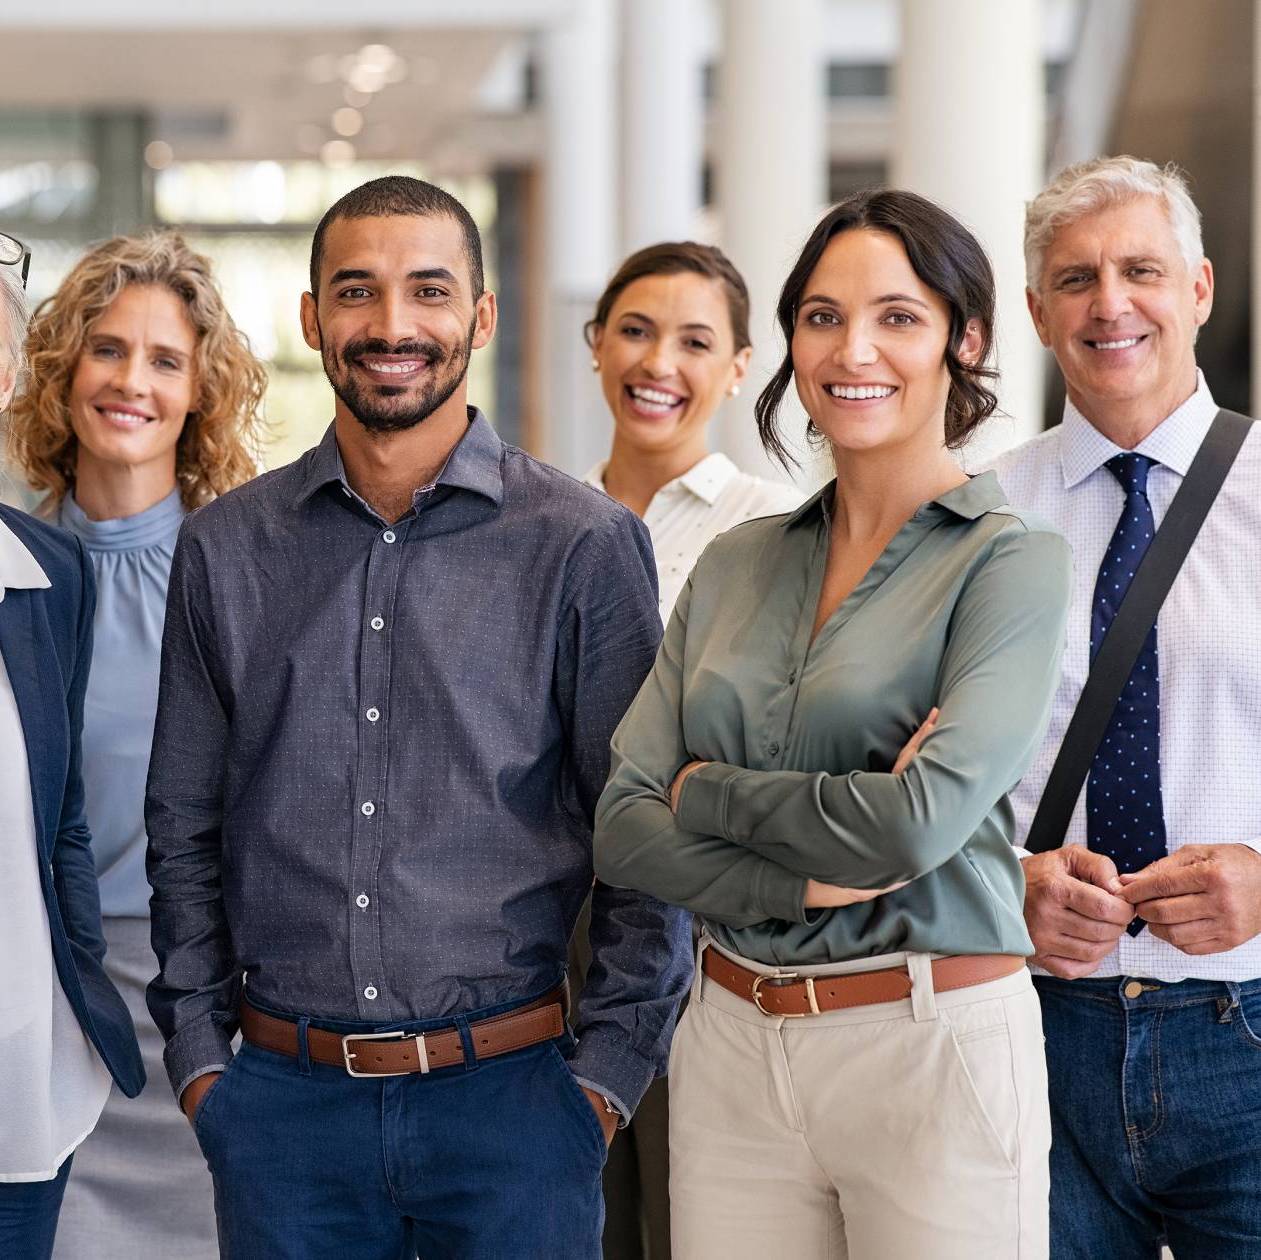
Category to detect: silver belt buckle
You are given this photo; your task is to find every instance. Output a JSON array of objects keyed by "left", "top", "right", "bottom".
[{"left": 341, "top": 1029, "right": 430, "bottom": 1077}]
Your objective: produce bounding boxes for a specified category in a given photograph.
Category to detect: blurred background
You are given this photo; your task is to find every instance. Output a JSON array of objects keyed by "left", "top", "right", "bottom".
[{"left": 0, "top": 0, "right": 1252, "bottom": 492}]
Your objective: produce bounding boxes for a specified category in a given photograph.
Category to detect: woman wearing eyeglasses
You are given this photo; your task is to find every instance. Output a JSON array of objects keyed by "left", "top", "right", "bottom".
[
  {"left": 7, "top": 232, "right": 266, "bottom": 1260},
  {"left": 0, "top": 251, "right": 144, "bottom": 1260}
]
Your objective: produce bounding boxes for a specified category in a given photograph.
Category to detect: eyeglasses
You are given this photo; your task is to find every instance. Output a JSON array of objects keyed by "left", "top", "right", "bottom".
[{"left": 0, "top": 232, "right": 31, "bottom": 290}]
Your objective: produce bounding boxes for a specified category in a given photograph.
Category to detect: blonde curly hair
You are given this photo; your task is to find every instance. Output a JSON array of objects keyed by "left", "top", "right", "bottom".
[{"left": 7, "top": 231, "right": 267, "bottom": 509}]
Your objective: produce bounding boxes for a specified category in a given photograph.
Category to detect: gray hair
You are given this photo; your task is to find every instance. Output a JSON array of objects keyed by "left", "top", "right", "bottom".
[
  {"left": 0, "top": 265, "right": 29, "bottom": 399},
  {"left": 1024, "top": 155, "right": 1204, "bottom": 291}
]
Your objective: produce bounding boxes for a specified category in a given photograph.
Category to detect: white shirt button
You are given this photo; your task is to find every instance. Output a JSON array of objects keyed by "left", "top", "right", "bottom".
[
  {"left": 366, "top": 707, "right": 380, "bottom": 723},
  {"left": 382, "top": 530, "right": 396, "bottom": 544},
  {"left": 360, "top": 801, "right": 375, "bottom": 817},
  {"left": 370, "top": 616, "right": 384, "bottom": 631},
  {"left": 355, "top": 893, "right": 370, "bottom": 909},
  {"left": 364, "top": 986, "right": 378, "bottom": 1000}
]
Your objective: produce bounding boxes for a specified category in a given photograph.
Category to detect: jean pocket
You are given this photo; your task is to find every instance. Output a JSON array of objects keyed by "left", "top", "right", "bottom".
[
  {"left": 945, "top": 1021, "right": 1020, "bottom": 1176},
  {"left": 545, "top": 1043, "right": 609, "bottom": 1162},
  {"left": 1231, "top": 985, "right": 1261, "bottom": 1050}
]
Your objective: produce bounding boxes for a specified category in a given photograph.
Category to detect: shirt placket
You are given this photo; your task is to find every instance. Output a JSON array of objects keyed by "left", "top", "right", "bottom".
[{"left": 347, "top": 515, "right": 409, "bottom": 1018}]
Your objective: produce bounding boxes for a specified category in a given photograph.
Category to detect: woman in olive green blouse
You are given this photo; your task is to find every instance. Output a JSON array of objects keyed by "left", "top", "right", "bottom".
[{"left": 594, "top": 190, "right": 1071, "bottom": 1260}]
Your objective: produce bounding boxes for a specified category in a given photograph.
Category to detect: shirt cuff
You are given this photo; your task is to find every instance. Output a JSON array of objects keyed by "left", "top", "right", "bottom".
[
  {"left": 163, "top": 1018, "right": 234, "bottom": 1101},
  {"left": 565, "top": 1024, "right": 657, "bottom": 1124},
  {"left": 676, "top": 762, "right": 740, "bottom": 841}
]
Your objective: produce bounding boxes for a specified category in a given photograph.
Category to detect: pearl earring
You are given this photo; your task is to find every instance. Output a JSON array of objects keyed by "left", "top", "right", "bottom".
[
  {"left": 728, "top": 384, "right": 741, "bottom": 398},
  {"left": 591, "top": 358, "right": 600, "bottom": 372}
]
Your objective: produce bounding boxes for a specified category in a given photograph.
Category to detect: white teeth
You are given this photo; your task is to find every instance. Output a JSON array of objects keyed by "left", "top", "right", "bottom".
[
  {"left": 363, "top": 360, "right": 422, "bottom": 374},
  {"left": 101, "top": 409, "right": 151, "bottom": 424},
  {"left": 826, "top": 384, "right": 896, "bottom": 400},
  {"left": 1092, "top": 337, "right": 1140, "bottom": 350},
  {"left": 629, "top": 386, "right": 682, "bottom": 407}
]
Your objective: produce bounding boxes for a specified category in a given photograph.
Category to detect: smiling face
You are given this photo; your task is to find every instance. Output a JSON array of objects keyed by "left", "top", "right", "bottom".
[
  {"left": 1027, "top": 196, "right": 1212, "bottom": 431},
  {"left": 67, "top": 283, "right": 197, "bottom": 486},
  {"left": 591, "top": 271, "right": 749, "bottom": 460},
  {"left": 301, "top": 213, "right": 496, "bottom": 435},
  {"left": 792, "top": 228, "right": 979, "bottom": 458}
]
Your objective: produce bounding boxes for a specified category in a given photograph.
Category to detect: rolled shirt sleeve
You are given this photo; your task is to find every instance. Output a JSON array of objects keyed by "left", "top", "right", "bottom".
[{"left": 559, "top": 511, "right": 694, "bottom": 1118}]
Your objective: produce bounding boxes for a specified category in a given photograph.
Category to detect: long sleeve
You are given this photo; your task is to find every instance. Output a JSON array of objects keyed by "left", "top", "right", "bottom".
[
  {"left": 675, "top": 526, "right": 1072, "bottom": 888},
  {"left": 52, "top": 538, "right": 108, "bottom": 967},
  {"left": 145, "top": 524, "right": 239, "bottom": 1098},
  {"left": 557, "top": 511, "right": 694, "bottom": 1117},
  {"left": 594, "top": 572, "right": 811, "bottom": 928}
]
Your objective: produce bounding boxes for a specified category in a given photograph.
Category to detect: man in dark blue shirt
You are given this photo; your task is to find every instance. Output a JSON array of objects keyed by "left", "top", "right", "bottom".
[{"left": 146, "top": 175, "right": 691, "bottom": 1259}]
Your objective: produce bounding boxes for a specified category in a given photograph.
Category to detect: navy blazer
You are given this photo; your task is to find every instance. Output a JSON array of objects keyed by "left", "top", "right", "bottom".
[{"left": 0, "top": 504, "right": 144, "bottom": 1097}]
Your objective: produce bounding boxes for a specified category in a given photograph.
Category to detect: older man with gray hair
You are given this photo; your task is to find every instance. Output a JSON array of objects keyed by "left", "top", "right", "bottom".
[{"left": 990, "top": 156, "right": 1261, "bottom": 1257}]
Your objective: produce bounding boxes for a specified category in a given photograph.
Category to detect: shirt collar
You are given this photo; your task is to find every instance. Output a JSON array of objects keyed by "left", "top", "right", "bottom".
[
  {"left": 0, "top": 516, "right": 51, "bottom": 602},
  {"left": 293, "top": 407, "right": 505, "bottom": 511},
  {"left": 783, "top": 469, "right": 1008, "bottom": 529},
  {"left": 1059, "top": 370, "right": 1218, "bottom": 489},
  {"left": 583, "top": 452, "right": 741, "bottom": 508}
]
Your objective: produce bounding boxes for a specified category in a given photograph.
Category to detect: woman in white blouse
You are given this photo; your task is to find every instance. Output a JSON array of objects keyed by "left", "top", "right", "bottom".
[
  {"left": 584, "top": 242, "right": 801, "bottom": 624},
  {"left": 580, "top": 242, "right": 800, "bottom": 1260}
]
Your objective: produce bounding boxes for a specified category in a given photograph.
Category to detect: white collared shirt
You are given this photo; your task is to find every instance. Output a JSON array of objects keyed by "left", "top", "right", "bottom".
[
  {"left": 989, "top": 372, "right": 1261, "bottom": 982},
  {"left": 585, "top": 452, "right": 803, "bottom": 621},
  {"left": 0, "top": 518, "right": 112, "bottom": 1180}
]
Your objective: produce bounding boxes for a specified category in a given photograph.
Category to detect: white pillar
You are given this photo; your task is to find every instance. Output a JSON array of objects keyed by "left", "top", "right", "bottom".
[
  {"left": 893, "top": 0, "right": 1045, "bottom": 462},
  {"left": 716, "top": 0, "right": 827, "bottom": 485},
  {"left": 621, "top": 0, "right": 704, "bottom": 253},
  {"left": 541, "top": 0, "right": 618, "bottom": 476}
]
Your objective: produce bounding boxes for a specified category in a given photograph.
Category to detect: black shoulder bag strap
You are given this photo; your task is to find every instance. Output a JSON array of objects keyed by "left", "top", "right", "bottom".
[{"left": 1025, "top": 408, "right": 1253, "bottom": 853}]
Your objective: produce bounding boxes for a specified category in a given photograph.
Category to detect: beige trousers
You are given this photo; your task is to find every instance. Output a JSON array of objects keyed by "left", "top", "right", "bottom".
[{"left": 668, "top": 939, "right": 1050, "bottom": 1260}]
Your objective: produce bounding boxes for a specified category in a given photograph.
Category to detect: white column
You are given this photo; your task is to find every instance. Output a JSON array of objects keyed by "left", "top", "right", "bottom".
[
  {"left": 541, "top": 0, "right": 618, "bottom": 476},
  {"left": 716, "top": 0, "right": 827, "bottom": 485},
  {"left": 621, "top": 0, "right": 705, "bottom": 253},
  {"left": 893, "top": 0, "right": 1045, "bottom": 462}
]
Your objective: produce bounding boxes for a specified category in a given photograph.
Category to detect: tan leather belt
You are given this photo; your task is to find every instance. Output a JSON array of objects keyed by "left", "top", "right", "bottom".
[
  {"left": 239, "top": 989, "right": 566, "bottom": 1077},
  {"left": 702, "top": 949, "right": 1025, "bottom": 1017}
]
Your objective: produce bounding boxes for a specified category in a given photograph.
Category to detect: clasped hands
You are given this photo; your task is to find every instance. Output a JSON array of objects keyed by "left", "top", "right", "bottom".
[
  {"left": 666, "top": 709, "right": 940, "bottom": 910},
  {"left": 1024, "top": 842, "right": 1261, "bottom": 979}
]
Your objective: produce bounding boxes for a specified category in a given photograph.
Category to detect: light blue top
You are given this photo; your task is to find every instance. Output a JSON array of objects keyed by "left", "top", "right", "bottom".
[{"left": 58, "top": 487, "right": 185, "bottom": 918}]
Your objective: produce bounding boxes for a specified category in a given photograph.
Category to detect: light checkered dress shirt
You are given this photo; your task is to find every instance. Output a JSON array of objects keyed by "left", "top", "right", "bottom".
[{"left": 989, "top": 372, "right": 1261, "bottom": 982}]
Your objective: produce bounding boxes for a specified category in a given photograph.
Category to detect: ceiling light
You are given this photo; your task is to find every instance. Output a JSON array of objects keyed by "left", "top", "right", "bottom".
[
  {"left": 332, "top": 107, "right": 363, "bottom": 138},
  {"left": 144, "top": 140, "right": 173, "bottom": 170},
  {"left": 320, "top": 139, "right": 356, "bottom": 167}
]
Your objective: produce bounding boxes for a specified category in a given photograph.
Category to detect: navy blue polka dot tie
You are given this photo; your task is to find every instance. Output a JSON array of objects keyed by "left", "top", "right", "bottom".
[{"left": 1087, "top": 453, "right": 1167, "bottom": 933}]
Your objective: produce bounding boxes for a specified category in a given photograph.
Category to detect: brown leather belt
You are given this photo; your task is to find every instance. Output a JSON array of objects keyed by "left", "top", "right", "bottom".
[
  {"left": 239, "top": 989, "right": 566, "bottom": 1077},
  {"left": 702, "top": 949, "right": 1025, "bottom": 1017}
]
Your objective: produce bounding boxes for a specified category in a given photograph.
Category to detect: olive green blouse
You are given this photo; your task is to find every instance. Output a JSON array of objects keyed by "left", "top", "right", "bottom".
[{"left": 593, "top": 471, "right": 1071, "bottom": 966}]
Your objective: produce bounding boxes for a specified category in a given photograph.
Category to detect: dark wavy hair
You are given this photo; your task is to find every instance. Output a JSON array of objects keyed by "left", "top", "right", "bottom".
[
  {"left": 584, "top": 241, "right": 751, "bottom": 351},
  {"left": 754, "top": 188, "right": 999, "bottom": 468}
]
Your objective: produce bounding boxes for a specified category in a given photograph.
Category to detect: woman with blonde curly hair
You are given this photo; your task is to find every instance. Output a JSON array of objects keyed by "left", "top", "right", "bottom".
[{"left": 7, "top": 231, "right": 266, "bottom": 1260}]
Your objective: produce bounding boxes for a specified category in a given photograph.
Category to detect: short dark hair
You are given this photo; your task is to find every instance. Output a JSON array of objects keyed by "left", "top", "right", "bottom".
[
  {"left": 309, "top": 174, "right": 485, "bottom": 299},
  {"left": 755, "top": 188, "right": 998, "bottom": 468},
  {"left": 584, "top": 241, "right": 751, "bottom": 351}
]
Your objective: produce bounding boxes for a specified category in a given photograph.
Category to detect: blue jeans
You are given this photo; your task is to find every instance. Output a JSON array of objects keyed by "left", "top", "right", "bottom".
[
  {"left": 1035, "top": 974, "right": 1261, "bottom": 1259},
  {"left": 0, "top": 1155, "right": 73, "bottom": 1260},
  {"left": 193, "top": 998, "right": 608, "bottom": 1259}
]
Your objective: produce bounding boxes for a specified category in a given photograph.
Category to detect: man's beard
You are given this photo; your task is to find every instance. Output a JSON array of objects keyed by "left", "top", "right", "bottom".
[{"left": 323, "top": 320, "right": 476, "bottom": 434}]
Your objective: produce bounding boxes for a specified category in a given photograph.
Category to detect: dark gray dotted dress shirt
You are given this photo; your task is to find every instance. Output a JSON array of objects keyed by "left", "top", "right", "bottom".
[{"left": 145, "top": 410, "right": 692, "bottom": 1114}]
